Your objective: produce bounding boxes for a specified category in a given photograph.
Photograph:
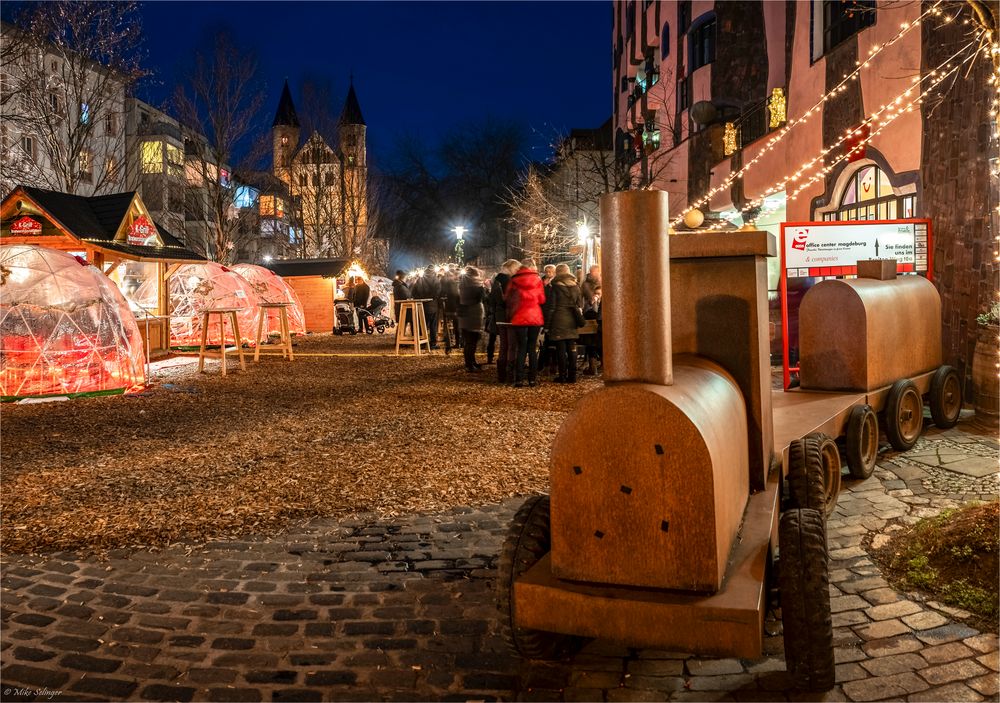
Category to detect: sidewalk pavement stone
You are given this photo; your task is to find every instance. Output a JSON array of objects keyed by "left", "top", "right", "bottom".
[{"left": 1, "top": 425, "right": 997, "bottom": 701}]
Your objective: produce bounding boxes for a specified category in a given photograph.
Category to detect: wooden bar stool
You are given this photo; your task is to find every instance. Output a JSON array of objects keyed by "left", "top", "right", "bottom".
[
  {"left": 197, "top": 307, "right": 247, "bottom": 376},
  {"left": 254, "top": 302, "right": 295, "bottom": 362},
  {"left": 395, "top": 299, "right": 431, "bottom": 355}
]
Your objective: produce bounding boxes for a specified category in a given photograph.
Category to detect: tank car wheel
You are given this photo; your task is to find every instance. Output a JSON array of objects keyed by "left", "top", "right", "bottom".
[
  {"left": 786, "top": 437, "right": 827, "bottom": 517},
  {"left": 779, "top": 508, "right": 835, "bottom": 691},
  {"left": 929, "top": 365, "right": 963, "bottom": 429},
  {"left": 885, "top": 379, "right": 923, "bottom": 451},
  {"left": 845, "top": 405, "right": 879, "bottom": 479},
  {"left": 496, "top": 495, "right": 581, "bottom": 660},
  {"left": 807, "top": 433, "right": 842, "bottom": 517}
]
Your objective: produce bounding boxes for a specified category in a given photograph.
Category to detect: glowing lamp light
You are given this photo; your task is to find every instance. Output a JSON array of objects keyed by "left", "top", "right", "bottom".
[
  {"left": 683, "top": 209, "right": 705, "bottom": 229},
  {"left": 454, "top": 226, "right": 467, "bottom": 240},
  {"left": 263, "top": 254, "right": 273, "bottom": 263},
  {"left": 577, "top": 222, "right": 592, "bottom": 245},
  {"left": 769, "top": 87, "right": 787, "bottom": 128},
  {"left": 723, "top": 122, "right": 737, "bottom": 157}
]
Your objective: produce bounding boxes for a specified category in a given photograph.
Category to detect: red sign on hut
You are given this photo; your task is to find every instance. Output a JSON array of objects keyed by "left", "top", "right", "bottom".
[
  {"left": 10, "top": 216, "right": 43, "bottom": 236},
  {"left": 127, "top": 215, "right": 156, "bottom": 246}
]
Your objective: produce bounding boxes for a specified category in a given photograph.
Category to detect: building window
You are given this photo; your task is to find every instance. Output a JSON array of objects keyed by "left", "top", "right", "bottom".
[
  {"left": 299, "top": 174, "right": 307, "bottom": 187},
  {"left": 325, "top": 171, "right": 335, "bottom": 186},
  {"left": 105, "top": 157, "right": 118, "bottom": 183},
  {"left": 80, "top": 103, "right": 89, "bottom": 124},
  {"left": 260, "top": 195, "right": 276, "bottom": 216},
  {"left": 312, "top": 173, "right": 319, "bottom": 187},
  {"left": 141, "top": 141, "right": 163, "bottom": 173},
  {"left": 105, "top": 112, "right": 117, "bottom": 134},
  {"left": 48, "top": 92, "right": 61, "bottom": 114},
  {"left": 689, "top": 14, "right": 716, "bottom": 71},
  {"left": 220, "top": 169, "right": 231, "bottom": 188},
  {"left": 166, "top": 144, "right": 184, "bottom": 177},
  {"left": 676, "top": 76, "right": 691, "bottom": 111},
  {"left": 678, "top": 1, "right": 691, "bottom": 32},
  {"left": 20, "top": 135, "right": 35, "bottom": 161},
  {"left": 661, "top": 23, "right": 670, "bottom": 59},
  {"left": 815, "top": 0, "right": 876, "bottom": 60},
  {"left": 78, "top": 150, "right": 93, "bottom": 182},
  {"left": 625, "top": 0, "right": 636, "bottom": 38},
  {"left": 822, "top": 164, "right": 914, "bottom": 221},
  {"left": 281, "top": 135, "right": 288, "bottom": 145}
]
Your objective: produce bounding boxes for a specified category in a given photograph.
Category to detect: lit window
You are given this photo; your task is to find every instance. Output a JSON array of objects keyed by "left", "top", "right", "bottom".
[
  {"left": 166, "top": 144, "right": 184, "bottom": 177},
  {"left": 219, "top": 169, "right": 231, "bottom": 188},
  {"left": 275, "top": 199, "right": 285, "bottom": 218},
  {"left": 80, "top": 103, "right": 89, "bottom": 124},
  {"left": 79, "top": 150, "right": 93, "bottom": 182},
  {"left": 105, "top": 157, "right": 118, "bottom": 182},
  {"left": 768, "top": 88, "right": 786, "bottom": 128},
  {"left": 827, "top": 165, "right": 913, "bottom": 221},
  {"left": 141, "top": 141, "right": 163, "bottom": 173},
  {"left": 259, "top": 195, "right": 276, "bottom": 216},
  {"left": 234, "top": 186, "right": 258, "bottom": 209}
]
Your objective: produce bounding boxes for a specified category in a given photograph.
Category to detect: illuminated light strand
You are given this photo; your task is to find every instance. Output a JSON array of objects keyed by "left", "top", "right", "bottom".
[
  {"left": 673, "top": 0, "right": 948, "bottom": 224},
  {"left": 699, "top": 40, "right": 981, "bottom": 231}
]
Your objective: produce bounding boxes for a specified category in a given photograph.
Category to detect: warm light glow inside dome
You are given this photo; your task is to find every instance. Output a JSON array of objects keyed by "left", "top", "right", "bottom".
[
  {"left": 0, "top": 245, "right": 146, "bottom": 400},
  {"left": 231, "top": 264, "right": 306, "bottom": 336},
  {"left": 135, "top": 262, "right": 261, "bottom": 348}
]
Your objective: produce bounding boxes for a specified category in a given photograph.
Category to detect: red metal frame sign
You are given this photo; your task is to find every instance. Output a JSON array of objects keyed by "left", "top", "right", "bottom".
[{"left": 779, "top": 219, "right": 932, "bottom": 390}]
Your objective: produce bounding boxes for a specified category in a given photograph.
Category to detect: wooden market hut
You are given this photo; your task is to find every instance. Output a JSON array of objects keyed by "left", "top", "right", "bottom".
[
  {"left": 0, "top": 185, "right": 205, "bottom": 356},
  {"left": 264, "top": 258, "right": 356, "bottom": 333}
]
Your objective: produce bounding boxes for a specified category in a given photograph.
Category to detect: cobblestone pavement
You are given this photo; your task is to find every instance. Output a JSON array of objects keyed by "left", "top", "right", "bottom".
[{"left": 1, "top": 420, "right": 998, "bottom": 703}]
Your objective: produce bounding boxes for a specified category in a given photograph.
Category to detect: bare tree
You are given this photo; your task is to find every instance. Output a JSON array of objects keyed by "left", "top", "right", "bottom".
[
  {"left": 172, "top": 31, "right": 266, "bottom": 264},
  {"left": 505, "top": 164, "right": 570, "bottom": 262},
  {"left": 0, "top": 2, "right": 145, "bottom": 196}
]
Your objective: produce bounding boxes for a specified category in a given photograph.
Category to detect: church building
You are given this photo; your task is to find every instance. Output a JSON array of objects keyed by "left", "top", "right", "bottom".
[{"left": 271, "top": 80, "right": 369, "bottom": 261}]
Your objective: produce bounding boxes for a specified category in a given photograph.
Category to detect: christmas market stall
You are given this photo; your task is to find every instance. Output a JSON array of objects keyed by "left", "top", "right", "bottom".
[
  {"left": 133, "top": 262, "right": 262, "bottom": 349},
  {"left": 0, "top": 244, "right": 145, "bottom": 401},
  {"left": 0, "top": 186, "right": 205, "bottom": 357},
  {"left": 231, "top": 263, "right": 306, "bottom": 336},
  {"left": 264, "top": 258, "right": 356, "bottom": 333}
]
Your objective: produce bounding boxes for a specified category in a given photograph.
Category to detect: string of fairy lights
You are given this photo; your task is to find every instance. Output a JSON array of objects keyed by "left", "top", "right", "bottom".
[
  {"left": 700, "top": 37, "right": 983, "bottom": 231},
  {"left": 671, "top": 0, "right": 969, "bottom": 227}
]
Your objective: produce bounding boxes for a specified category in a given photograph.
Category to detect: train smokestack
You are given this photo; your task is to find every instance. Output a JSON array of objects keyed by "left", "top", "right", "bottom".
[{"left": 600, "top": 190, "right": 672, "bottom": 386}]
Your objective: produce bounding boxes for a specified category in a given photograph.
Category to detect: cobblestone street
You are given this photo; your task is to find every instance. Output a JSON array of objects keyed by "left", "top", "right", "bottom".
[{"left": 1, "top": 420, "right": 998, "bottom": 703}]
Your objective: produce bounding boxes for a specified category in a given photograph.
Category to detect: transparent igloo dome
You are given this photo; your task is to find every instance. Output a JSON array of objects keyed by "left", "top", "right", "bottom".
[
  {"left": 232, "top": 264, "right": 306, "bottom": 336},
  {"left": 0, "top": 244, "right": 146, "bottom": 400},
  {"left": 134, "top": 262, "right": 261, "bottom": 348}
]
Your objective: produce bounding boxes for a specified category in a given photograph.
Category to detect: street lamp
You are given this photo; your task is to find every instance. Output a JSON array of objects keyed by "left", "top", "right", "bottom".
[
  {"left": 453, "top": 226, "right": 467, "bottom": 263},
  {"left": 263, "top": 254, "right": 273, "bottom": 263},
  {"left": 577, "top": 220, "right": 596, "bottom": 271}
]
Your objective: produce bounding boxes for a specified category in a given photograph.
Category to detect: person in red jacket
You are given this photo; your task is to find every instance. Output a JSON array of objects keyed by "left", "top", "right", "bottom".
[{"left": 505, "top": 258, "right": 546, "bottom": 387}]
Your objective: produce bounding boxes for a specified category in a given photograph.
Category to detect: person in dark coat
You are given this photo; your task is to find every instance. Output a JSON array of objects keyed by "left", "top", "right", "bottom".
[
  {"left": 391, "top": 270, "right": 411, "bottom": 323},
  {"left": 505, "top": 259, "right": 546, "bottom": 387},
  {"left": 352, "top": 277, "right": 372, "bottom": 333},
  {"left": 458, "top": 266, "right": 487, "bottom": 372},
  {"left": 543, "top": 264, "right": 584, "bottom": 383},
  {"left": 487, "top": 259, "right": 520, "bottom": 382},
  {"left": 440, "top": 266, "right": 462, "bottom": 351},
  {"left": 410, "top": 266, "right": 441, "bottom": 349}
]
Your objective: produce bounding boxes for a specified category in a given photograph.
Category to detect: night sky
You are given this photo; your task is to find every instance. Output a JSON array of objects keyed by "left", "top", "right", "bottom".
[{"left": 136, "top": 1, "right": 611, "bottom": 168}]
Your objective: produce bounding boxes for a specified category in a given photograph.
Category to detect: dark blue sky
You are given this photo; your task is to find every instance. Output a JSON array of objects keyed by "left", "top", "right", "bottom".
[{"left": 137, "top": 1, "right": 611, "bottom": 168}]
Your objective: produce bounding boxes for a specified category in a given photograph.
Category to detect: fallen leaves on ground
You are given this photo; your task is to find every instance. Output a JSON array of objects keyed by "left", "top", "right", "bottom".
[{"left": 1, "top": 333, "right": 597, "bottom": 555}]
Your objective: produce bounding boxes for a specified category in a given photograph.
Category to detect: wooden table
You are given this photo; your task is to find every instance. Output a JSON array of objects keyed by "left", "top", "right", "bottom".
[
  {"left": 395, "top": 299, "right": 432, "bottom": 355},
  {"left": 197, "top": 307, "right": 246, "bottom": 376},
  {"left": 253, "top": 302, "right": 295, "bottom": 362}
]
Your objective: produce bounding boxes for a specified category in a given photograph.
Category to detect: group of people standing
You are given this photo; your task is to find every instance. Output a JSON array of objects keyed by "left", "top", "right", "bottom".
[{"left": 392, "top": 261, "right": 602, "bottom": 388}]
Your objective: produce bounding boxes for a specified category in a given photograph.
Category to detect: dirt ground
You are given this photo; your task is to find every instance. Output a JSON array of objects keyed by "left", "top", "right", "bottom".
[{"left": 1, "top": 333, "right": 596, "bottom": 555}]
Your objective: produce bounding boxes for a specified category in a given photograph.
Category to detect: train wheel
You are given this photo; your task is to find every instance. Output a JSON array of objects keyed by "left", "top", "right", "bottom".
[
  {"left": 929, "top": 365, "right": 963, "bottom": 429},
  {"left": 786, "top": 438, "right": 826, "bottom": 517},
  {"left": 779, "top": 508, "right": 835, "bottom": 692},
  {"left": 807, "top": 433, "right": 842, "bottom": 517},
  {"left": 845, "top": 405, "right": 878, "bottom": 479},
  {"left": 496, "top": 495, "right": 581, "bottom": 660},
  {"left": 885, "top": 379, "right": 923, "bottom": 451}
]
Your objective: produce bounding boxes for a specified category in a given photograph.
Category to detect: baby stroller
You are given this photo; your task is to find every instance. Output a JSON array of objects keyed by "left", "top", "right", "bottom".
[
  {"left": 333, "top": 300, "right": 359, "bottom": 335},
  {"left": 365, "top": 297, "right": 394, "bottom": 335}
]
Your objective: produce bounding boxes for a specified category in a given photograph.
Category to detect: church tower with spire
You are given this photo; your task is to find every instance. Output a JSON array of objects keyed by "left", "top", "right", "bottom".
[
  {"left": 272, "top": 79, "right": 300, "bottom": 187},
  {"left": 338, "top": 79, "right": 367, "bottom": 258}
]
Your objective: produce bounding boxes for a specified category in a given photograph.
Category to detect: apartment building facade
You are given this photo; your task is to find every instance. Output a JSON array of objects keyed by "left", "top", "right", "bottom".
[{"left": 613, "top": 0, "right": 996, "bottom": 378}]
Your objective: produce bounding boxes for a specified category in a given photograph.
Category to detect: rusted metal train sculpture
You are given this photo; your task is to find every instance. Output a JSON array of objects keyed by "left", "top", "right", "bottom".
[{"left": 496, "top": 190, "right": 962, "bottom": 691}]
